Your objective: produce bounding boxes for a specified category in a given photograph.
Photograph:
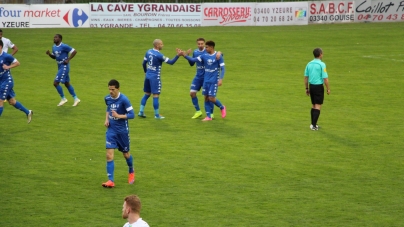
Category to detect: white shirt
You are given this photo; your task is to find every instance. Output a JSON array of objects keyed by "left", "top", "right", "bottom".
[
  {"left": 1, "top": 37, "right": 15, "bottom": 53},
  {"left": 123, "top": 218, "right": 150, "bottom": 227}
]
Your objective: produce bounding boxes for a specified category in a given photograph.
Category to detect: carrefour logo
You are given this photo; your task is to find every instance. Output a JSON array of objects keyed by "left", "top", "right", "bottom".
[{"left": 63, "top": 8, "right": 88, "bottom": 27}]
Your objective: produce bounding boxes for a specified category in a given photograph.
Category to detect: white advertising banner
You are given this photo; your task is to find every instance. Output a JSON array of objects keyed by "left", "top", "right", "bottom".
[
  {"left": 89, "top": 3, "right": 202, "bottom": 28},
  {"left": 308, "top": 1, "right": 355, "bottom": 24},
  {"left": 253, "top": 2, "right": 308, "bottom": 26},
  {"left": 201, "top": 3, "right": 255, "bottom": 26},
  {"left": 355, "top": 0, "right": 404, "bottom": 22},
  {"left": 0, "top": 5, "right": 30, "bottom": 28},
  {"left": 0, "top": 4, "right": 90, "bottom": 28}
]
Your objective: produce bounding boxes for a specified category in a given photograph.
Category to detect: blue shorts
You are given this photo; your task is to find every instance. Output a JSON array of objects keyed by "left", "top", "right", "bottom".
[
  {"left": 0, "top": 75, "right": 15, "bottom": 101},
  {"left": 190, "top": 76, "right": 204, "bottom": 92},
  {"left": 54, "top": 64, "right": 70, "bottom": 83},
  {"left": 202, "top": 82, "right": 218, "bottom": 97},
  {"left": 143, "top": 76, "right": 161, "bottom": 94},
  {"left": 106, "top": 131, "right": 130, "bottom": 152}
]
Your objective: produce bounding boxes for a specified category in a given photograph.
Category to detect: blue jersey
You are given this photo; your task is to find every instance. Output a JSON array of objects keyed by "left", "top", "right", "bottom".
[
  {"left": 105, "top": 93, "right": 134, "bottom": 134},
  {"left": 52, "top": 42, "right": 74, "bottom": 65},
  {"left": 0, "top": 51, "right": 16, "bottom": 82},
  {"left": 143, "top": 49, "right": 168, "bottom": 78},
  {"left": 190, "top": 48, "right": 207, "bottom": 79},
  {"left": 196, "top": 52, "right": 225, "bottom": 83}
]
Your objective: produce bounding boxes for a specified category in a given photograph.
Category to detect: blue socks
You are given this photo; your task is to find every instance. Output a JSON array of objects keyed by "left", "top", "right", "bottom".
[
  {"left": 55, "top": 85, "right": 64, "bottom": 98},
  {"left": 126, "top": 155, "right": 134, "bottom": 174},
  {"left": 214, "top": 99, "right": 223, "bottom": 109},
  {"left": 67, "top": 85, "right": 77, "bottom": 98},
  {"left": 192, "top": 96, "right": 200, "bottom": 111},
  {"left": 153, "top": 97, "right": 159, "bottom": 116},
  {"left": 204, "top": 101, "right": 212, "bottom": 118},
  {"left": 107, "top": 155, "right": 134, "bottom": 182},
  {"left": 56, "top": 84, "right": 78, "bottom": 99},
  {"left": 0, "top": 101, "right": 29, "bottom": 117},
  {"left": 13, "top": 101, "right": 29, "bottom": 115},
  {"left": 139, "top": 94, "right": 150, "bottom": 113},
  {"left": 106, "top": 160, "right": 114, "bottom": 182}
]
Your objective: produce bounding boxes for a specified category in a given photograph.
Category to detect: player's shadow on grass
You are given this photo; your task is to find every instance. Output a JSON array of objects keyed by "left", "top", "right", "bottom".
[{"left": 318, "top": 128, "right": 360, "bottom": 148}]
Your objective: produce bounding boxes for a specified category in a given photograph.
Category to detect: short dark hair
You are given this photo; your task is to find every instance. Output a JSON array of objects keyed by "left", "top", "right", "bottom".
[
  {"left": 56, "top": 34, "right": 63, "bottom": 40},
  {"left": 0, "top": 29, "right": 3, "bottom": 33},
  {"left": 313, "top": 48, "right": 322, "bottom": 58},
  {"left": 108, "top": 79, "right": 120, "bottom": 88},
  {"left": 124, "top": 195, "right": 142, "bottom": 214},
  {"left": 196, "top": 38, "right": 205, "bottom": 42},
  {"left": 205, "top": 40, "right": 215, "bottom": 48}
]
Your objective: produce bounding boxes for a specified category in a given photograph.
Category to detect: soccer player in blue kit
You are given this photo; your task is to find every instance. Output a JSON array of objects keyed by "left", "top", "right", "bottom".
[
  {"left": 102, "top": 79, "right": 135, "bottom": 188},
  {"left": 138, "top": 39, "right": 181, "bottom": 119},
  {"left": 46, "top": 34, "right": 81, "bottom": 107},
  {"left": 187, "top": 38, "right": 222, "bottom": 119},
  {"left": 0, "top": 40, "right": 33, "bottom": 123},
  {"left": 184, "top": 40, "right": 226, "bottom": 121}
]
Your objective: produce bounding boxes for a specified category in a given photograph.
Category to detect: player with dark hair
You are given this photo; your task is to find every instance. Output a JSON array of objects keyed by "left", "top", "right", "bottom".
[
  {"left": 304, "top": 47, "right": 330, "bottom": 130},
  {"left": 138, "top": 39, "right": 181, "bottom": 119},
  {"left": 102, "top": 79, "right": 135, "bottom": 188},
  {"left": 186, "top": 38, "right": 222, "bottom": 119},
  {"left": 122, "top": 195, "right": 149, "bottom": 227},
  {"left": 0, "top": 29, "right": 18, "bottom": 56},
  {"left": 184, "top": 40, "right": 226, "bottom": 121},
  {"left": 0, "top": 40, "right": 33, "bottom": 123},
  {"left": 46, "top": 34, "right": 81, "bottom": 107}
]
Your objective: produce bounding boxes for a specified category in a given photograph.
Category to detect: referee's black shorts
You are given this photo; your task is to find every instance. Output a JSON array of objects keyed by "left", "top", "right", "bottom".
[{"left": 309, "top": 84, "right": 324, "bottom": 105}]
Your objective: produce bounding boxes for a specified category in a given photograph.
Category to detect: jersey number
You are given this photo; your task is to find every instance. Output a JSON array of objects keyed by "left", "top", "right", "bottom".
[{"left": 148, "top": 55, "right": 153, "bottom": 66}]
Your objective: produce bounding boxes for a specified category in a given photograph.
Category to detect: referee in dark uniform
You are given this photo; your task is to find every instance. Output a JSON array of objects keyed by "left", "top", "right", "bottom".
[{"left": 304, "top": 48, "right": 330, "bottom": 130}]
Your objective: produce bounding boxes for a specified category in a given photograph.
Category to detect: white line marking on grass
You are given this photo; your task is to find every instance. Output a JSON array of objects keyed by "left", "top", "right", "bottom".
[{"left": 363, "top": 55, "right": 404, "bottom": 62}]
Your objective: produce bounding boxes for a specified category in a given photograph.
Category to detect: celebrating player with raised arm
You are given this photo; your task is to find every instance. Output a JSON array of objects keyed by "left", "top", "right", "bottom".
[
  {"left": 138, "top": 39, "right": 181, "bottom": 119},
  {"left": 183, "top": 40, "right": 226, "bottom": 121}
]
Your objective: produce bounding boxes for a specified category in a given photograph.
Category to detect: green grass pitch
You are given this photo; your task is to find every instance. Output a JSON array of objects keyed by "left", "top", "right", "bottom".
[{"left": 1, "top": 22, "right": 404, "bottom": 226}]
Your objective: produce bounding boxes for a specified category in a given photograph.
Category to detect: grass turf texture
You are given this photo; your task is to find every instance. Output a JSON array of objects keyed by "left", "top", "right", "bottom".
[{"left": 1, "top": 22, "right": 404, "bottom": 226}]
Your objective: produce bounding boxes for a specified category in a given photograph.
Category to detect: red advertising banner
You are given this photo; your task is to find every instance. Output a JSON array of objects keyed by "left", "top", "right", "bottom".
[{"left": 201, "top": 3, "right": 255, "bottom": 26}]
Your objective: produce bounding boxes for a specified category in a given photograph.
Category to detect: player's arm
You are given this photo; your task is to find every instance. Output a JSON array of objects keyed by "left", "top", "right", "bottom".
[
  {"left": 142, "top": 58, "right": 147, "bottom": 73},
  {"left": 184, "top": 55, "right": 201, "bottom": 63},
  {"left": 2, "top": 58, "right": 20, "bottom": 70},
  {"left": 215, "top": 51, "right": 223, "bottom": 60},
  {"left": 324, "top": 78, "right": 330, "bottom": 95},
  {"left": 105, "top": 111, "right": 110, "bottom": 127},
  {"left": 64, "top": 49, "right": 77, "bottom": 65},
  {"left": 111, "top": 103, "right": 135, "bottom": 119},
  {"left": 111, "top": 109, "right": 134, "bottom": 119},
  {"left": 218, "top": 63, "right": 225, "bottom": 86},
  {"left": 164, "top": 48, "right": 183, "bottom": 65},
  {"left": 46, "top": 50, "right": 56, "bottom": 59},
  {"left": 321, "top": 64, "right": 330, "bottom": 94},
  {"left": 187, "top": 49, "right": 195, "bottom": 66},
  {"left": 10, "top": 45, "right": 18, "bottom": 56},
  {"left": 304, "top": 76, "right": 309, "bottom": 96}
]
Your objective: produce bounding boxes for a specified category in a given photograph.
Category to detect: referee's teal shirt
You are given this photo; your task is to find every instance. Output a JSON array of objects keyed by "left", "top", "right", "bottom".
[{"left": 304, "top": 59, "right": 328, "bottom": 85}]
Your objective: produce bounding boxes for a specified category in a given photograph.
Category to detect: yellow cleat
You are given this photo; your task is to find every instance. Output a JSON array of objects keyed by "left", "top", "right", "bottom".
[{"left": 191, "top": 111, "right": 202, "bottom": 119}]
